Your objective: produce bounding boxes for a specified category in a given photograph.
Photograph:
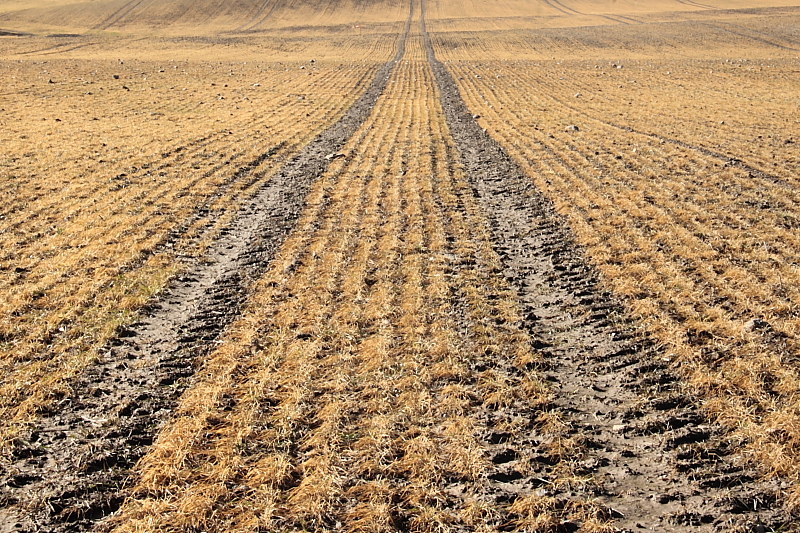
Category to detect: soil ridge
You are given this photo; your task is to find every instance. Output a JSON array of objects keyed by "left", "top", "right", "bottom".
[
  {"left": 0, "top": 6, "right": 413, "bottom": 533},
  {"left": 420, "top": 2, "right": 791, "bottom": 531}
]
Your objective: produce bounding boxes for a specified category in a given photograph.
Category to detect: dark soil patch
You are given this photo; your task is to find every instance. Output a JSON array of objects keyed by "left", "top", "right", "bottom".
[{"left": 0, "top": 30, "right": 31, "bottom": 37}]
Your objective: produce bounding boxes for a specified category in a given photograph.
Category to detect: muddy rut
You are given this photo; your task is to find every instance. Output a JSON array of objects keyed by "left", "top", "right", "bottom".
[{"left": 0, "top": 2, "right": 793, "bottom": 532}]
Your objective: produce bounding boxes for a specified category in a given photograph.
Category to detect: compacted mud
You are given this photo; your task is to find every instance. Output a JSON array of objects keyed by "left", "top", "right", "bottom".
[{"left": 0, "top": 12, "right": 412, "bottom": 532}]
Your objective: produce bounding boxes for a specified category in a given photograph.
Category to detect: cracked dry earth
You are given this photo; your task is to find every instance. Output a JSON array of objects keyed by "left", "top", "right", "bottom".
[{"left": 0, "top": 4, "right": 794, "bottom": 533}]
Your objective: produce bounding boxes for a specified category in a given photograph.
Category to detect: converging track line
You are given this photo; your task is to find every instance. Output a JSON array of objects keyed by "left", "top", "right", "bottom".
[
  {"left": 233, "top": 0, "right": 282, "bottom": 33},
  {"left": 92, "top": 0, "right": 149, "bottom": 30}
]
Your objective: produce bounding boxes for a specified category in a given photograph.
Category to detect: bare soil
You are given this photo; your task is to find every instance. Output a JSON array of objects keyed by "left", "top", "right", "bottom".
[{"left": 420, "top": 2, "right": 792, "bottom": 531}]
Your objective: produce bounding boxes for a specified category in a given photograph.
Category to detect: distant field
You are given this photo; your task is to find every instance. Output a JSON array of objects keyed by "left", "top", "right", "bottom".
[{"left": 1, "top": 0, "right": 799, "bottom": 530}]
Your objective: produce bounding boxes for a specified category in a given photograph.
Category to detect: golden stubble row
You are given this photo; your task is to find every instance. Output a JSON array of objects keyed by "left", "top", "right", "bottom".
[
  {"left": 0, "top": 58, "right": 379, "bottom": 449},
  {"left": 0, "top": 31, "right": 408, "bottom": 63},
  {"left": 446, "top": 59, "right": 800, "bottom": 503},
  {"left": 111, "top": 57, "right": 550, "bottom": 532},
  {"left": 498, "top": 58, "right": 799, "bottom": 185}
]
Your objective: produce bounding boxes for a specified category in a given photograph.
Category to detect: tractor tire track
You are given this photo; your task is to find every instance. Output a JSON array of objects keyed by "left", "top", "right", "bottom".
[
  {"left": 17, "top": 42, "right": 97, "bottom": 56},
  {"left": 600, "top": 14, "right": 635, "bottom": 25},
  {"left": 540, "top": 0, "right": 633, "bottom": 28},
  {"left": 541, "top": 0, "right": 578, "bottom": 16},
  {"left": 92, "top": 0, "right": 148, "bottom": 31},
  {"left": 608, "top": 122, "right": 799, "bottom": 191},
  {"left": 703, "top": 21, "right": 800, "bottom": 51},
  {"left": 716, "top": 20, "right": 800, "bottom": 47},
  {"left": 0, "top": 6, "right": 413, "bottom": 533},
  {"left": 674, "top": 0, "right": 716, "bottom": 10},
  {"left": 612, "top": 14, "right": 641, "bottom": 23},
  {"left": 420, "top": 2, "right": 793, "bottom": 531},
  {"left": 513, "top": 85, "right": 798, "bottom": 192},
  {"left": 549, "top": 0, "right": 580, "bottom": 15},
  {"left": 232, "top": 0, "right": 282, "bottom": 33}
]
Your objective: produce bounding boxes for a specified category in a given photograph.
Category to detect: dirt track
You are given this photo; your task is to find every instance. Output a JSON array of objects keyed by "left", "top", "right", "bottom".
[
  {"left": 0, "top": 9, "right": 412, "bottom": 532},
  {"left": 0, "top": 1, "right": 796, "bottom": 531},
  {"left": 420, "top": 2, "right": 789, "bottom": 530}
]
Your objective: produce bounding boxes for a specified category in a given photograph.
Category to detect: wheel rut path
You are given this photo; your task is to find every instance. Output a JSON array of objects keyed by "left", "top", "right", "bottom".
[
  {"left": 420, "top": 2, "right": 790, "bottom": 531},
  {"left": 0, "top": 8, "right": 412, "bottom": 533},
  {"left": 0, "top": 2, "right": 792, "bottom": 531}
]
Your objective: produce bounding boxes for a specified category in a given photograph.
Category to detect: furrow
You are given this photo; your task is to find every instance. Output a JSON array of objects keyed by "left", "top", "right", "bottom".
[
  {"left": 443, "top": 58, "right": 800, "bottom": 516},
  {"left": 105, "top": 11, "right": 553, "bottom": 532},
  {"left": 0, "top": 61, "right": 380, "bottom": 442}
]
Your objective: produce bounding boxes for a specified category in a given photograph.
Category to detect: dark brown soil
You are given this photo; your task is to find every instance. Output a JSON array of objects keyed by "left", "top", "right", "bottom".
[
  {"left": 420, "top": 2, "right": 793, "bottom": 531},
  {"left": 0, "top": 10, "right": 412, "bottom": 533}
]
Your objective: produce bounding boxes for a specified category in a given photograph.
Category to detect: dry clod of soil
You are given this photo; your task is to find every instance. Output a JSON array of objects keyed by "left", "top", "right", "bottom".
[{"left": 743, "top": 318, "right": 771, "bottom": 332}]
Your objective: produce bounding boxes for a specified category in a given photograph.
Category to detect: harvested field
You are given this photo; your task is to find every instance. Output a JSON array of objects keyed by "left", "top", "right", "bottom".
[
  {"left": 445, "top": 50, "right": 800, "bottom": 503},
  {"left": 0, "top": 57, "right": 381, "bottom": 446},
  {"left": 0, "top": 0, "right": 799, "bottom": 531}
]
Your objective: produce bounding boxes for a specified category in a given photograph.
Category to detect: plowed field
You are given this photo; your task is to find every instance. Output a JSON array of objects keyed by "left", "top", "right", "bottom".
[{"left": 1, "top": 0, "right": 799, "bottom": 531}]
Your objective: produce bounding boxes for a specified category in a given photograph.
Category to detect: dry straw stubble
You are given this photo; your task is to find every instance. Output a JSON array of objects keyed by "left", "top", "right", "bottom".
[
  {"left": 0, "top": 57, "right": 379, "bottom": 450},
  {"left": 112, "top": 44, "right": 565, "bottom": 532},
  {"left": 444, "top": 53, "right": 800, "bottom": 506}
]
